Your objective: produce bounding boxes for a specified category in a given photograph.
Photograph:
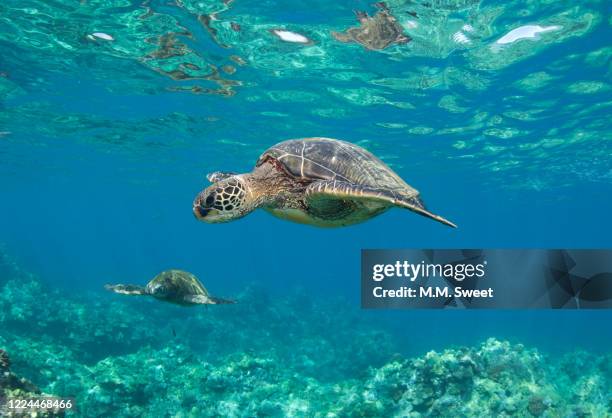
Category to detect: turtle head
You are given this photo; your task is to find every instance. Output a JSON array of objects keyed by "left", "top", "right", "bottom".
[
  {"left": 149, "top": 282, "right": 170, "bottom": 298},
  {"left": 193, "top": 175, "right": 252, "bottom": 223},
  {"left": 147, "top": 274, "right": 180, "bottom": 301}
]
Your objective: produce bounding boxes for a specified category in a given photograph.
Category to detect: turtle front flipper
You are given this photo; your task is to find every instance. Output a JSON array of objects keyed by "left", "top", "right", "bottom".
[
  {"left": 306, "top": 180, "right": 457, "bottom": 228},
  {"left": 207, "top": 171, "right": 237, "bottom": 183},
  {"left": 104, "top": 284, "right": 147, "bottom": 295},
  {"left": 183, "top": 295, "right": 236, "bottom": 305}
]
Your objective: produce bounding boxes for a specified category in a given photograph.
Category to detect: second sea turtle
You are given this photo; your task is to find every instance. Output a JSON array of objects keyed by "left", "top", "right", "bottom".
[{"left": 105, "top": 270, "right": 235, "bottom": 306}]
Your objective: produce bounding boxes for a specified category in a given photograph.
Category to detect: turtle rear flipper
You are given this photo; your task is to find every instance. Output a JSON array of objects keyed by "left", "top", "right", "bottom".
[
  {"left": 184, "top": 295, "right": 236, "bottom": 305},
  {"left": 306, "top": 180, "right": 457, "bottom": 228},
  {"left": 209, "top": 296, "right": 236, "bottom": 305},
  {"left": 105, "top": 284, "right": 147, "bottom": 295}
]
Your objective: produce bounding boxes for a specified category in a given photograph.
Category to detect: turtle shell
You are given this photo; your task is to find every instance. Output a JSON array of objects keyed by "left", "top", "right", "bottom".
[
  {"left": 146, "top": 270, "right": 209, "bottom": 297},
  {"left": 256, "top": 137, "right": 418, "bottom": 197}
]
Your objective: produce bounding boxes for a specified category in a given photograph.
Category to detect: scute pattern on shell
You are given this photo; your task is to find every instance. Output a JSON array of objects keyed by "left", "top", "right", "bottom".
[
  {"left": 257, "top": 137, "right": 418, "bottom": 197},
  {"left": 147, "top": 270, "right": 209, "bottom": 297}
]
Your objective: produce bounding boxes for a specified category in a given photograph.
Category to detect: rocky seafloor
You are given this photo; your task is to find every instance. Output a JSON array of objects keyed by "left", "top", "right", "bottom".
[{"left": 0, "top": 247, "right": 610, "bottom": 418}]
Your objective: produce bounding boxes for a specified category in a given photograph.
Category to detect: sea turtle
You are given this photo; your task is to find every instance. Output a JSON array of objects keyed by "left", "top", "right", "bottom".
[
  {"left": 193, "top": 137, "right": 456, "bottom": 228},
  {"left": 105, "top": 270, "right": 235, "bottom": 306},
  {"left": 332, "top": 2, "right": 411, "bottom": 50}
]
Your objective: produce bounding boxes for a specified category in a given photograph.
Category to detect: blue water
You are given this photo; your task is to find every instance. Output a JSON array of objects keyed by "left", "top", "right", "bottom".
[{"left": 0, "top": 0, "right": 611, "bottom": 415}]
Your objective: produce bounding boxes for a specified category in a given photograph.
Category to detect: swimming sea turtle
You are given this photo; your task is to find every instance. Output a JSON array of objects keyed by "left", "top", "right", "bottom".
[
  {"left": 193, "top": 137, "right": 456, "bottom": 228},
  {"left": 332, "top": 2, "right": 410, "bottom": 50},
  {"left": 105, "top": 270, "right": 235, "bottom": 306}
]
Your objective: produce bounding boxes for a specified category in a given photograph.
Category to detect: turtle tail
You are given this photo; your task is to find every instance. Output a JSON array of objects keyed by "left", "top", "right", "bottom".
[
  {"left": 104, "top": 284, "right": 147, "bottom": 295},
  {"left": 209, "top": 296, "right": 237, "bottom": 305},
  {"left": 400, "top": 196, "right": 457, "bottom": 228}
]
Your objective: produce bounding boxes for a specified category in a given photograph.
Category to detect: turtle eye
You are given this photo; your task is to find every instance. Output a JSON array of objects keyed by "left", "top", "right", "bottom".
[{"left": 205, "top": 194, "right": 215, "bottom": 206}]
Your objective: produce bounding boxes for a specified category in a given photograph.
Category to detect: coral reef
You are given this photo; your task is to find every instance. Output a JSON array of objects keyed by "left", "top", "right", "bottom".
[
  {"left": 4, "top": 335, "right": 607, "bottom": 417},
  {"left": 0, "top": 247, "right": 610, "bottom": 417},
  {"left": 0, "top": 278, "right": 159, "bottom": 362},
  {"left": 0, "top": 349, "right": 8, "bottom": 370},
  {"left": 0, "top": 348, "right": 65, "bottom": 417},
  {"left": 77, "top": 345, "right": 354, "bottom": 417},
  {"left": 356, "top": 339, "right": 562, "bottom": 417}
]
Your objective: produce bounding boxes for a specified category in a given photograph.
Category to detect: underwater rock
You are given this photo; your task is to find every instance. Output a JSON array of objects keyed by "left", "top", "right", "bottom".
[
  {"left": 0, "top": 333, "right": 85, "bottom": 399},
  {"left": 0, "top": 274, "right": 159, "bottom": 363},
  {"left": 76, "top": 345, "right": 354, "bottom": 417},
  {"left": 0, "top": 349, "right": 9, "bottom": 370},
  {"left": 350, "top": 338, "right": 609, "bottom": 417},
  {"left": 0, "top": 349, "right": 65, "bottom": 417}
]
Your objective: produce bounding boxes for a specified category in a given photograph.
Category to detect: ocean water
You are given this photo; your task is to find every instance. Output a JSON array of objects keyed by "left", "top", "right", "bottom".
[{"left": 0, "top": 0, "right": 611, "bottom": 416}]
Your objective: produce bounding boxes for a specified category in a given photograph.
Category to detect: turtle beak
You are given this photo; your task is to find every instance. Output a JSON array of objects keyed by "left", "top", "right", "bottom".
[
  {"left": 193, "top": 198, "right": 223, "bottom": 222},
  {"left": 193, "top": 190, "right": 228, "bottom": 223},
  {"left": 150, "top": 284, "right": 164, "bottom": 295},
  {"left": 193, "top": 202, "right": 208, "bottom": 219},
  {"left": 193, "top": 195, "right": 209, "bottom": 220}
]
